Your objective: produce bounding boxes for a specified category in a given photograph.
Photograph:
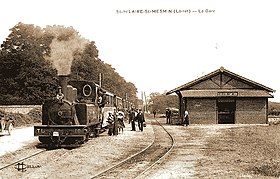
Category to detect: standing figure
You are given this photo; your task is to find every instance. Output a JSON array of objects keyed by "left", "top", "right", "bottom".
[
  {"left": 98, "top": 89, "right": 107, "bottom": 108},
  {"left": 153, "top": 110, "right": 157, "bottom": 118},
  {"left": 184, "top": 110, "right": 189, "bottom": 126},
  {"left": 117, "top": 110, "right": 125, "bottom": 133},
  {"left": 166, "top": 108, "right": 171, "bottom": 124},
  {"left": 97, "top": 88, "right": 107, "bottom": 125},
  {"left": 136, "top": 109, "right": 145, "bottom": 132},
  {"left": 129, "top": 109, "right": 136, "bottom": 131},
  {"left": 106, "top": 112, "right": 115, "bottom": 136},
  {"left": 0, "top": 113, "right": 5, "bottom": 133},
  {"left": 56, "top": 86, "right": 64, "bottom": 101}
]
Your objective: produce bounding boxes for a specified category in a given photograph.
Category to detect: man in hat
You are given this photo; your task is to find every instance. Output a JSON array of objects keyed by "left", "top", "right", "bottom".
[
  {"left": 136, "top": 109, "right": 145, "bottom": 132},
  {"left": 166, "top": 108, "right": 171, "bottom": 124},
  {"left": 129, "top": 108, "right": 136, "bottom": 131}
]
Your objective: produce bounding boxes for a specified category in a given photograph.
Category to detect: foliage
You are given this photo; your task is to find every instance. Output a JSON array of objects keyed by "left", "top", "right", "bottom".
[
  {"left": 0, "top": 22, "right": 138, "bottom": 105},
  {"left": 251, "top": 161, "right": 280, "bottom": 177},
  {"left": 27, "top": 107, "right": 42, "bottom": 123},
  {"left": 147, "top": 92, "right": 178, "bottom": 113},
  {"left": 70, "top": 41, "right": 138, "bottom": 104},
  {"left": 0, "top": 107, "right": 41, "bottom": 127},
  {"left": 0, "top": 22, "right": 58, "bottom": 104},
  {"left": 268, "top": 101, "right": 280, "bottom": 116}
]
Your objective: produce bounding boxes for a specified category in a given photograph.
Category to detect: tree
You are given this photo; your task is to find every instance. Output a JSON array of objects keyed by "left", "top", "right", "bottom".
[
  {"left": 71, "top": 41, "right": 138, "bottom": 104},
  {"left": 0, "top": 23, "right": 138, "bottom": 105},
  {"left": 0, "top": 22, "right": 58, "bottom": 104},
  {"left": 147, "top": 92, "right": 178, "bottom": 113},
  {"left": 268, "top": 101, "right": 280, "bottom": 116}
]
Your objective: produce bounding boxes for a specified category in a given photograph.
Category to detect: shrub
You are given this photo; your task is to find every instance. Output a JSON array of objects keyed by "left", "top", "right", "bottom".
[
  {"left": 251, "top": 161, "right": 280, "bottom": 177},
  {"left": 27, "top": 108, "right": 42, "bottom": 123}
]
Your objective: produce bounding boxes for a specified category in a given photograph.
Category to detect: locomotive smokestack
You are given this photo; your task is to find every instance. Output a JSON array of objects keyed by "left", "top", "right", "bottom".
[{"left": 58, "top": 75, "right": 69, "bottom": 98}]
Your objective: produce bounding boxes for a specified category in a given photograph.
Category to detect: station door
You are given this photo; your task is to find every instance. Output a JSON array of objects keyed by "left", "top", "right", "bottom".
[{"left": 217, "top": 99, "right": 236, "bottom": 124}]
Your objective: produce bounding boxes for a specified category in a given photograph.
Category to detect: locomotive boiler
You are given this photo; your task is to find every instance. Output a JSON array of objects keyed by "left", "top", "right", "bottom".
[{"left": 34, "top": 75, "right": 115, "bottom": 148}]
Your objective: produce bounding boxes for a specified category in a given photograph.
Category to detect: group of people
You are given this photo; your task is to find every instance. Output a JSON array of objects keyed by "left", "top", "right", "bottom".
[
  {"left": 128, "top": 108, "right": 145, "bottom": 132},
  {"left": 165, "top": 107, "right": 189, "bottom": 126},
  {"left": 105, "top": 108, "right": 146, "bottom": 135},
  {"left": 165, "top": 108, "right": 172, "bottom": 124},
  {"left": 106, "top": 109, "right": 126, "bottom": 135},
  {"left": 107, "top": 108, "right": 146, "bottom": 133},
  {"left": 105, "top": 106, "right": 190, "bottom": 136}
]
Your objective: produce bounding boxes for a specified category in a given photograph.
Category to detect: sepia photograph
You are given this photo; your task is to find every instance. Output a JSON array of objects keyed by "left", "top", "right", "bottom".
[{"left": 0, "top": 0, "right": 280, "bottom": 178}]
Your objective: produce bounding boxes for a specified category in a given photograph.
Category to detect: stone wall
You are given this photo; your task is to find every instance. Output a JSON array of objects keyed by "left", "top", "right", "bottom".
[{"left": 0, "top": 105, "right": 42, "bottom": 114}]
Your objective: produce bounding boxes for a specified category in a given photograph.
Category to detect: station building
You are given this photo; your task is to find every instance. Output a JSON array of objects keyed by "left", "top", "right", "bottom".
[{"left": 166, "top": 67, "right": 275, "bottom": 124}]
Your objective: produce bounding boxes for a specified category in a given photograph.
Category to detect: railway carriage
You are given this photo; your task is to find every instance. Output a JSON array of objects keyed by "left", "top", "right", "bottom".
[{"left": 99, "top": 90, "right": 118, "bottom": 131}]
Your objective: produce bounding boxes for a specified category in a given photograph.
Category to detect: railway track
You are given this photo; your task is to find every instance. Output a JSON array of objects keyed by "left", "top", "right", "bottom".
[
  {"left": 91, "top": 118, "right": 174, "bottom": 179},
  {"left": 0, "top": 149, "right": 46, "bottom": 171},
  {"left": 0, "top": 146, "right": 70, "bottom": 173}
]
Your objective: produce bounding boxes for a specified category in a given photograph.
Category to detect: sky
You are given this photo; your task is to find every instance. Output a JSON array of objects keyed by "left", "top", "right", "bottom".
[{"left": 1, "top": 0, "right": 280, "bottom": 101}]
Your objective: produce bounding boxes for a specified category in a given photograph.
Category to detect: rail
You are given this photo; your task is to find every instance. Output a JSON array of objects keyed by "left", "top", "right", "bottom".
[{"left": 91, "top": 118, "right": 175, "bottom": 179}]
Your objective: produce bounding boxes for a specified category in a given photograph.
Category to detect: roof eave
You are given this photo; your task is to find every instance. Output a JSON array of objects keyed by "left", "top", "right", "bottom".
[{"left": 166, "top": 67, "right": 275, "bottom": 94}]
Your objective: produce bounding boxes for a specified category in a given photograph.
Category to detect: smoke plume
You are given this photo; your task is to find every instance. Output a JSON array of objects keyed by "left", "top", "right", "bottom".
[{"left": 45, "top": 26, "right": 89, "bottom": 75}]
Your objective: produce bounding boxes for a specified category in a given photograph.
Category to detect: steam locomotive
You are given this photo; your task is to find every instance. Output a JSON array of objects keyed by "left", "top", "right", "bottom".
[{"left": 34, "top": 75, "right": 132, "bottom": 148}]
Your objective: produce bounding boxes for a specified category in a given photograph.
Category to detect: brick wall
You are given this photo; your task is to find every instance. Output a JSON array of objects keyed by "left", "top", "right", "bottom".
[
  {"left": 187, "top": 98, "right": 216, "bottom": 124},
  {"left": 186, "top": 98, "right": 267, "bottom": 124},
  {"left": 235, "top": 98, "right": 267, "bottom": 124}
]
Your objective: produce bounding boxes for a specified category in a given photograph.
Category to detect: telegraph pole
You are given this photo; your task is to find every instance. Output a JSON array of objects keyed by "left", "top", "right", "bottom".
[
  {"left": 143, "top": 91, "right": 148, "bottom": 113},
  {"left": 99, "top": 73, "right": 102, "bottom": 87}
]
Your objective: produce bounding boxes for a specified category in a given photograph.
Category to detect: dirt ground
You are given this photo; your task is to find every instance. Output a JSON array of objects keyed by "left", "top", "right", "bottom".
[
  {"left": 196, "top": 124, "right": 280, "bottom": 179},
  {"left": 0, "top": 120, "right": 154, "bottom": 179},
  {"left": 0, "top": 126, "right": 37, "bottom": 157},
  {"left": 139, "top": 122, "right": 246, "bottom": 178},
  {"left": 1, "top": 118, "right": 280, "bottom": 178}
]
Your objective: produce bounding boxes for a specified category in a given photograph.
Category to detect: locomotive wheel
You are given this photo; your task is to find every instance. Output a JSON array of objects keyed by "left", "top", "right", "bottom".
[
  {"left": 94, "top": 128, "right": 100, "bottom": 137},
  {"left": 7, "top": 121, "right": 13, "bottom": 135},
  {"left": 108, "top": 128, "right": 113, "bottom": 136},
  {"left": 65, "top": 137, "right": 85, "bottom": 145},
  {"left": 85, "top": 132, "right": 90, "bottom": 141},
  {"left": 39, "top": 137, "right": 51, "bottom": 144}
]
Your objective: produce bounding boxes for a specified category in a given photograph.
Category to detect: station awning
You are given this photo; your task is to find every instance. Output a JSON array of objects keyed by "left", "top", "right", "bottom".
[{"left": 181, "top": 89, "right": 273, "bottom": 98}]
